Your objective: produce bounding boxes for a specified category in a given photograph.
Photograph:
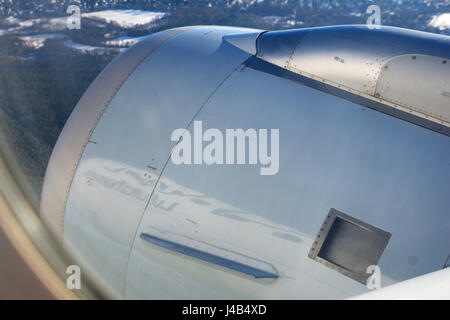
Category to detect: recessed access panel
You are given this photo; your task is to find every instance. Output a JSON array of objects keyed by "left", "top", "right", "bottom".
[{"left": 309, "top": 208, "right": 391, "bottom": 284}]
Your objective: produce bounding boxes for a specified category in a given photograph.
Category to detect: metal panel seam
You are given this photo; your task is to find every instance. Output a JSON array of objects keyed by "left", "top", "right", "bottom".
[{"left": 122, "top": 67, "right": 241, "bottom": 297}]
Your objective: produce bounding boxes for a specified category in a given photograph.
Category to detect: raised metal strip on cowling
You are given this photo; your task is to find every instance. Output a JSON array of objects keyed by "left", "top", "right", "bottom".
[
  {"left": 40, "top": 27, "right": 193, "bottom": 241},
  {"left": 140, "top": 230, "right": 278, "bottom": 278}
]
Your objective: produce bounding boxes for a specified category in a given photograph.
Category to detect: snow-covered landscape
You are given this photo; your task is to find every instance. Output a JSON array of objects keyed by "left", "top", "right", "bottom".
[
  {"left": 0, "top": 9, "right": 168, "bottom": 56},
  {"left": 1, "top": 9, "right": 168, "bottom": 34},
  {"left": 1, "top": 5, "right": 449, "bottom": 60},
  {"left": 18, "top": 33, "right": 137, "bottom": 54}
]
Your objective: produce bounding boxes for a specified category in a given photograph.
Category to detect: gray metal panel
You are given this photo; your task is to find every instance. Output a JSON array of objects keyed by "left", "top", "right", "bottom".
[
  {"left": 40, "top": 27, "right": 192, "bottom": 242},
  {"left": 62, "top": 26, "right": 255, "bottom": 297},
  {"left": 375, "top": 54, "right": 450, "bottom": 123},
  {"left": 256, "top": 29, "right": 309, "bottom": 68},
  {"left": 256, "top": 25, "right": 450, "bottom": 130},
  {"left": 126, "top": 66, "right": 450, "bottom": 299},
  {"left": 244, "top": 56, "right": 450, "bottom": 136},
  {"left": 223, "top": 30, "right": 264, "bottom": 55}
]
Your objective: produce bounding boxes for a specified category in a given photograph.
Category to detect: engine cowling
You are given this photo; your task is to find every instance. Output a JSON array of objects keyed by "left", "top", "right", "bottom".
[{"left": 41, "top": 25, "right": 450, "bottom": 299}]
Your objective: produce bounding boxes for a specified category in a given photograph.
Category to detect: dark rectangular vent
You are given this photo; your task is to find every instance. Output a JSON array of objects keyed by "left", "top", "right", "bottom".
[{"left": 309, "top": 208, "right": 391, "bottom": 284}]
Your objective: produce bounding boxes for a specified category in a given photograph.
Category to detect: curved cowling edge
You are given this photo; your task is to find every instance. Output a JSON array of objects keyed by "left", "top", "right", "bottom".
[
  {"left": 41, "top": 26, "right": 261, "bottom": 297},
  {"left": 40, "top": 27, "right": 194, "bottom": 242}
]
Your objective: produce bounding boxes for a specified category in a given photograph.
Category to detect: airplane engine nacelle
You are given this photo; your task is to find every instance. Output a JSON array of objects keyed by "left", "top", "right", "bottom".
[{"left": 41, "top": 26, "right": 450, "bottom": 299}]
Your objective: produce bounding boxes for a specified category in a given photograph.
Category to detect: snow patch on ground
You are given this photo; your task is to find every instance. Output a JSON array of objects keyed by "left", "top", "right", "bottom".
[
  {"left": 5, "top": 16, "right": 22, "bottom": 26},
  {"left": 105, "top": 35, "right": 148, "bottom": 47},
  {"left": 64, "top": 40, "right": 122, "bottom": 54},
  {"left": 0, "top": 16, "right": 69, "bottom": 36},
  {"left": 428, "top": 13, "right": 450, "bottom": 30},
  {"left": 20, "top": 33, "right": 123, "bottom": 54},
  {"left": 19, "top": 33, "right": 67, "bottom": 49},
  {"left": 82, "top": 10, "right": 166, "bottom": 28}
]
